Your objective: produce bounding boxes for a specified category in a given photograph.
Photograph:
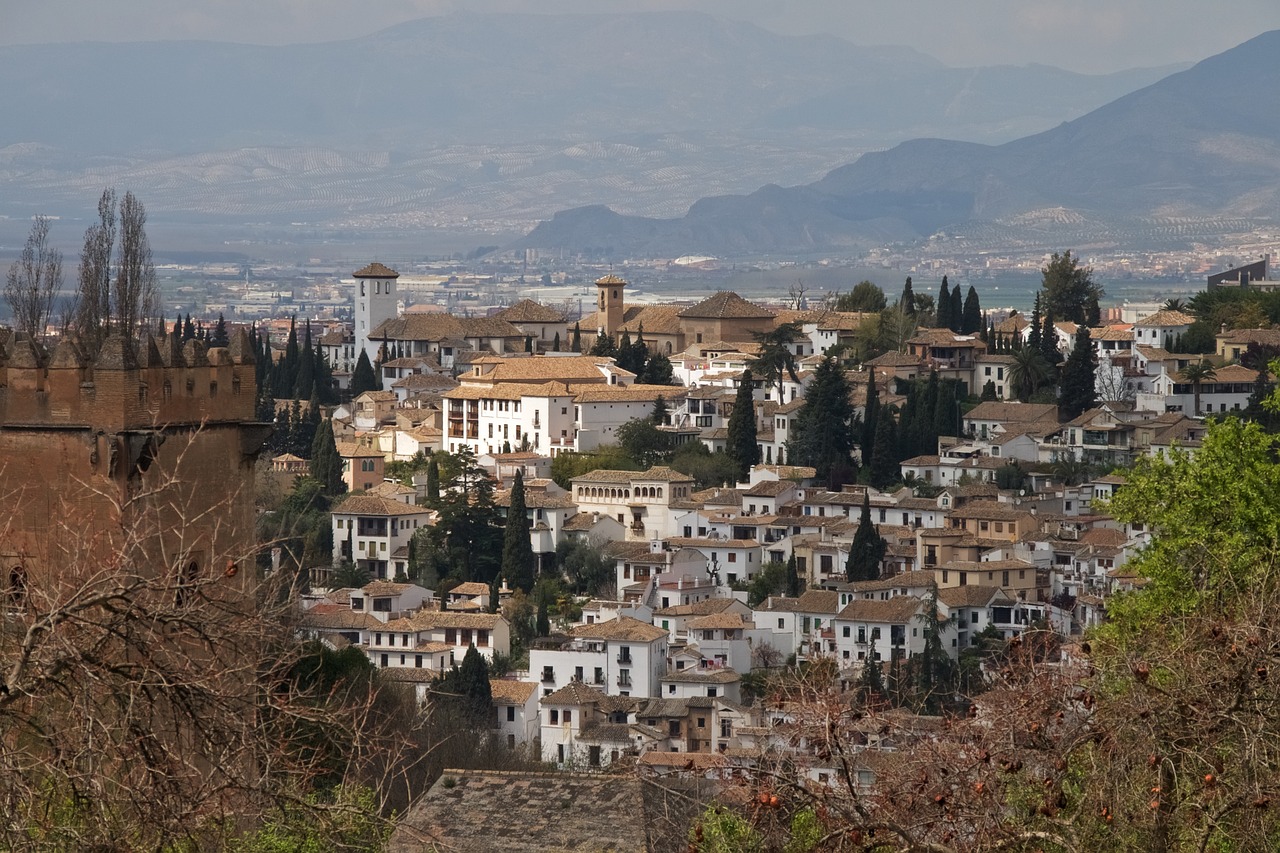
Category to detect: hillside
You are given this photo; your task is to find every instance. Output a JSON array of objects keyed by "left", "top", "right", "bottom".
[
  {"left": 0, "top": 12, "right": 1175, "bottom": 231},
  {"left": 520, "top": 30, "right": 1280, "bottom": 257}
]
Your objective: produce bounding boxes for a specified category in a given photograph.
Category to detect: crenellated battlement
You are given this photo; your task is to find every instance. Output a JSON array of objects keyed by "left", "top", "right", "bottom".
[{"left": 0, "top": 329, "right": 258, "bottom": 431}]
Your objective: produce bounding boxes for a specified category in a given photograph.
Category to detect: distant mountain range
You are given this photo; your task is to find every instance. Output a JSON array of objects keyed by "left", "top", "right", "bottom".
[
  {"left": 519, "top": 30, "right": 1280, "bottom": 257},
  {"left": 0, "top": 12, "right": 1178, "bottom": 234}
]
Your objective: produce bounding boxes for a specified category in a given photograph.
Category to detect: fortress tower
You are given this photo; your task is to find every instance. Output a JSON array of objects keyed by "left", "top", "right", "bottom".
[{"left": 0, "top": 329, "right": 270, "bottom": 593}]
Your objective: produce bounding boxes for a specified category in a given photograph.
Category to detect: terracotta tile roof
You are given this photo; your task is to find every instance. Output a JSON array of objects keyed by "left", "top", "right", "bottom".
[
  {"left": 361, "top": 580, "right": 418, "bottom": 596},
  {"left": 908, "top": 329, "right": 985, "bottom": 347},
  {"left": 449, "top": 581, "right": 490, "bottom": 597},
  {"left": 489, "top": 679, "right": 537, "bottom": 704},
  {"left": 332, "top": 493, "right": 429, "bottom": 517},
  {"left": 411, "top": 611, "right": 505, "bottom": 630},
  {"left": 836, "top": 596, "right": 925, "bottom": 623},
  {"left": 964, "top": 401, "right": 1060, "bottom": 424},
  {"left": 542, "top": 681, "right": 609, "bottom": 705},
  {"left": 678, "top": 291, "right": 775, "bottom": 320},
  {"left": 468, "top": 354, "right": 624, "bottom": 384},
  {"left": 299, "top": 608, "right": 383, "bottom": 630},
  {"left": 653, "top": 598, "right": 745, "bottom": 618},
  {"left": 391, "top": 373, "right": 458, "bottom": 392},
  {"left": 638, "top": 751, "right": 729, "bottom": 769},
  {"left": 661, "top": 668, "right": 741, "bottom": 684},
  {"left": 596, "top": 274, "right": 627, "bottom": 285},
  {"left": 354, "top": 262, "right": 399, "bottom": 278},
  {"left": 335, "top": 441, "right": 385, "bottom": 458},
  {"left": 947, "top": 500, "right": 1033, "bottom": 521},
  {"left": 846, "top": 570, "right": 938, "bottom": 593},
  {"left": 742, "top": 480, "right": 795, "bottom": 497},
  {"left": 756, "top": 465, "right": 817, "bottom": 479},
  {"left": 494, "top": 299, "right": 567, "bottom": 324},
  {"left": 1217, "top": 327, "right": 1280, "bottom": 346},
  {"left": 572, "top": 466, "right": 693, "bottom": 484},
  {"left": 1135, "top": 309, "right": 1196, "bottom": 327},
  {"left": 937, "top": 585, "right": 1011, "bottom": 608},
  {"left": 574, "top": 384, "right": 687, "bottom": 403},
  {"left": 580, "top": 305, "right": 686, "bottom": 337},
  {"left": 761, "top": 590, "right": 840, "bottom": 614},
  {"left": 571, "top": 615, "right": 669, "bottom": 643},
  {"left": 690, "top": 487, "right": 742, "bottom": 506},
  {"left": 388, "top": 768, "right": 677, "bottom": 853},
  {"left": 686, "top": 612, "right": 754, "bottom": 630}
]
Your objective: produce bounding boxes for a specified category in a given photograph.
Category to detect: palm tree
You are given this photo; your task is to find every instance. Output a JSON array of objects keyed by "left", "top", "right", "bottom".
[
  {"left": 752, "top": 321, "right": 803, "bottom": 401},
  {"left": 1052, "top": 455, "right": 1094, "bottom": 486},
  {"left": 1007, "top": 347, "right": 1052, "bottom": 402},
  {"left": 1162, "top": 298, "right": 1187, "bottom": 312},
  {"left": 1179, "top": 359, "right": 1218, "bottom": 416}
]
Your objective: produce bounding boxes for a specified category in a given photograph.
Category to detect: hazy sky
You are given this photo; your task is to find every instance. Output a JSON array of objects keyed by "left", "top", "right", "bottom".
[{"left": 4, "top": 0, "right": 1280, "bottom": 74}]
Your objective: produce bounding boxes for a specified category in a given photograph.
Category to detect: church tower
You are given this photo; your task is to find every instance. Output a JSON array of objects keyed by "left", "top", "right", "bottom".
[
  {"left": 354, "top": 262, "right": 400, "bottom": 364},
  {"left": 594, "top": 274, "right": 626, "bottom": 338}
]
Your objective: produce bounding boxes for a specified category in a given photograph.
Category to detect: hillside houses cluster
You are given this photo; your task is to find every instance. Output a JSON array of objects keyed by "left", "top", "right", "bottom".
[{"left": 293, "top": 263, "right": 1235, "bottom": 781}]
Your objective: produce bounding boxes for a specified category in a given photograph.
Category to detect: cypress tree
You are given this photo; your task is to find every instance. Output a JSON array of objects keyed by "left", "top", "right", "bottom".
[
  {"left": 571, "top": 322, "right": 582, "bottom": 353},
  {"left": 183, "top": 314, "right": 196, "bottom": 342},
  {"left": 295, "top": 321, "right": 315, "bottom": 400},
  {"left": 590, "top": 332, "right": 617, "bottom": 359},
  {"left": 426, "top": 455, "right": 440, "bottom": 506},
  {"left": 861, "top": 372, "right": 880, "bottom": 466},
  {"left": 786, "top": 552, "right": 802, "bottom": 597},
  {"left": 962, "top": 286, "right": 981, "bottom": 334},
  {"left": 726, "top": 369, "right": 760, "bottom": 481},
  {"left": 933, "top": 380, "right": 958, "bottom": 440},
  {"left": 617, "top": 330, "right": 634, "bottom": 371},
  {"left": 283, "top": 317, "right": 300, "bottom": 394},
  {"left": 858, "top": 653, "right": 883, "bottom": 697},
  {"left": 536, "top": 598, "right": 550, "bottom": 637},
  {"left": 313, "top": 342, "right": 336, "bottom": 405},
  {"left": 351, "top": 350, "right": 378, "bottom": 397},
  {"left": 310, "top": 418, "right": 345, "bottom": 497},
  {"left": 501, "top": 470, "right": 536, "bottom": 592},
  {"left": 949, "top": 285, "right": 963, "bottom": 333},
  {"left": 846, "top": 493, "right": 886, "bottom": 582},
  {"left": 1060, "top": 326, "right": 1098, "bottom": 419},
  {"left": 1029, "top": 295, "right": 1039, "bottom": 356},
  {"left": 937, "top": 278, "right": 952, "bottom": 330},
  {"left": 1040, "top": 310, "right": 1060, "bottom": 373},
  {"left": 868, "top": 406, "right": 899, "bottom": 490},
  {"left": 552, "top": 331, "right": 561, "bottom": 352},
  {"left": 524, "top": 335, "right": 533, "bottom": 353},
  {"left": 900, "top": 277, "right": 916, "bottom": 315}
]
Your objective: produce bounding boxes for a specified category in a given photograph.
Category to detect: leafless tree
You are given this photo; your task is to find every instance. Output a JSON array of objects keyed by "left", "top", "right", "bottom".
[
  {"left": 73, "top": 188, "right": 116, "bottom": 353},
  {"left": 71, "top": 188, "right": 157, "bottom": 354},
  {"left": 113, "top": 190, "right": 157, "bottom": 343},
  {"left": 788, "top": 280, "right": 809, "bottom": 311},
  {"left": 4, "top": 216, "right": 62, "bottom": 340},
  {"left": 0, "top": 430, "right": 425, "bottom": 849}
]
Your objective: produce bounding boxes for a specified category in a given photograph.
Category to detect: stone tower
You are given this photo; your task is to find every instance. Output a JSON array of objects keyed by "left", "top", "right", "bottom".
[
  {"left": 594, "top": 274, "right": 626, "bottom": 338},
  {"left": 354, "top": 262, "right": 400, "bottom": 364},
  {"left": 0, "top": 330, "right": 270, "bottom": 594}
]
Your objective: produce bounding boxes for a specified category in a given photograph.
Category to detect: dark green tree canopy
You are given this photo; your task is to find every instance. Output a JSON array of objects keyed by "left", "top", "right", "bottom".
[
  {"left": 837, "top": 280, "right": 887, "bottom": 313},
  {"left": 726, "top": 369, "right": 760, "bottom": 481},
  {"left": 1040, "top": 250, "right": 1103, "bottom": 326},
  {"left": 1059, "top": 325, "right": 1098, "bottom": 419},
  {"left": 787, "top": 356, "right": 855, "bottom": 489}
]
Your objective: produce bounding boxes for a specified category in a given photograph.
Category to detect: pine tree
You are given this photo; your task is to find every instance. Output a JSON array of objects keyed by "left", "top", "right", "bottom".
[
  {"left": 501, "top": 470, "right": 536, "bottom": 592},
  {"left": 590, "top": 332, "right": 617, "bottom": 359},
  {"left": 309, "top": 418, "right": 345, "bottom": 497},
  {"left": 651, "top": 395, "right": 669, "bottom": 425},
  {"left": 351, "top": 350, "right": 378, "bottom": 397},
  {"left": 641, "top": 353, "right": 674, "bottom": 385},
  {"left": 571, "top": 322, "right": 582, "bottom": 353},
  {"left": 962, "top": 286, "right": 981, "bottom": 334},
  {"left": 846, "top": 492, "right": 887, "bottom": 582},
  {"left": 900, "top": 277, "right": 916, "bottom": 316},
  {"left": 210, "top": 313, "right": 229, "bottom": 348},
  {"left": 949, "top": 285, "right": 963, "bottom": 333},
  {"left": 788, "top": 356, "right": 856, "bottom": 489},
  {"left": 937, "top": 277, "right": 951, "bottom": 330},
  {"left": 1059, "top": 325, "right": 1098, "bottom": 419}
]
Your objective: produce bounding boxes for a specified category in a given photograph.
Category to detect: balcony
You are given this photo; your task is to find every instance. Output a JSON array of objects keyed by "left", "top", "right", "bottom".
[
  {"left": 616, "top": 655, "right": 632, "bottom": 665},
  {"left": 540, "top": 669, "right": 555, "bottom": 684},
  {"left": 616, "top": 675, "right": 632, "bottom": 687}
]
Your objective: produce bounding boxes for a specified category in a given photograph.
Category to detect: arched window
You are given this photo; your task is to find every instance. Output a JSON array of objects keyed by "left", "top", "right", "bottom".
[
  {"left": 176, "top": 559, "right": 200, "bottom": 608},
  {"left": 8, "top": 566, "right": 26, "bottom": 612}
]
